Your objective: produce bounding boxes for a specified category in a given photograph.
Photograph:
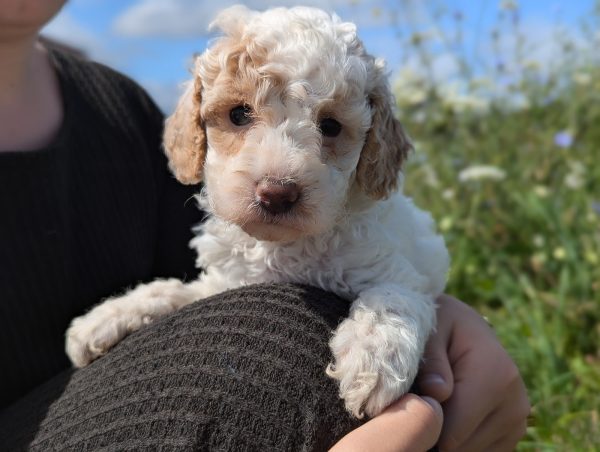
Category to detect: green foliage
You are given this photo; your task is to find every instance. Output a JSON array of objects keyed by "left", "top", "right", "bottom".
[{"left": 392, "top": 1, "right": 600, "bottom": 449}]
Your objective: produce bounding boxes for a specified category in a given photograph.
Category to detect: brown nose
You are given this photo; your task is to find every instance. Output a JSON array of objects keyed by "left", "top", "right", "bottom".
[{"left": 256, "top": 180, "right": 300, "bottom": 215}]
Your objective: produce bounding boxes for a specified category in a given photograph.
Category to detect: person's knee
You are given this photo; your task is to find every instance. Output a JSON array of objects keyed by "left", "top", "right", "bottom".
[{"left": 0, "top": 283, "right": 358, "bottom": 451}]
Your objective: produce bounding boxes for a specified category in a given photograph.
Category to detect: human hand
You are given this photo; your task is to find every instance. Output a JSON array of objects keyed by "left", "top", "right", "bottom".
[
  {"left": 330, "top": 394, "right": 443, "bottom": 452},
  {"left": 417, "top": 294, "right": 530, "bottom": 451}
]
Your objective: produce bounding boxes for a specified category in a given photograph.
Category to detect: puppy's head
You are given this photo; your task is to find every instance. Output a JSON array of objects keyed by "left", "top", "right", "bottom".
[{"left": 164, "top": 5, "right": 411, "bottom": 241}]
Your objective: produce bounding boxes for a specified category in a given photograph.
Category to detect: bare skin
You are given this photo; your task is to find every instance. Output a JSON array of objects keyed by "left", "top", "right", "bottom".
[
  {"left": 417, "top": 295, "right": 530, "bottom": 451},
  {"left": 0, "top": 0, "right": 64, "bottom": 152},
  {"left": 330, "top": 395, "right": 444, "bottom": 452}
]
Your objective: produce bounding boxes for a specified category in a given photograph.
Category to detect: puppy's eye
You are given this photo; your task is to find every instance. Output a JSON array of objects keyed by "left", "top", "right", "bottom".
[
  {"left": 319, "top": 118, "right": 342, "bottom": 137},
  {"left": 229, "top": 105, "right": 253, "bottom": 126}
]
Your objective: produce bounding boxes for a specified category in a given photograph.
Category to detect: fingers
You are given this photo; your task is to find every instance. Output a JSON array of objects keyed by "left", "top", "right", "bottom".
[
  {"left": 330, "top": 394, "right": 443, "bottom": 452},
  {"left": 460, "top": 416, "right": 528, "bottom": 452},
  {"left": 431, "top": 295, "right": 529, "bottom": 451},
  {"left": 486, "top": 421, "right": 529, "bottom": 452},
  {"left": 454, "top": 376, "right": 530, "bottom": 451},
  {"left": 417, "top": 309, "right": 454, "bottom": 403},
  {"left": 437, "top": 342, "right": 509, "bottom": 449}
]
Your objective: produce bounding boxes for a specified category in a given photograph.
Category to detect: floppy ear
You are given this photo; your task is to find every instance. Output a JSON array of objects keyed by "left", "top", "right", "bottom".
[
  {"left": 356, "top": 66, "right": 412, "bottom": 200},
  {"left": 163, "top": 76, "right": 206, "bottom": 184}
]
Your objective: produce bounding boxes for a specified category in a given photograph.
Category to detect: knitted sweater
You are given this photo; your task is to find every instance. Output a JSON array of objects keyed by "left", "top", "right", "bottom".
[
  {"left": 0, "top": 284, "right": 361, "bottom": 451},
  {"left": 0, "top": 49, "right": 202, "bottom": 410}
]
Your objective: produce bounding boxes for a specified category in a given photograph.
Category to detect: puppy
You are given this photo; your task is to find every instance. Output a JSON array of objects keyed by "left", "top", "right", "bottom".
[{"left": 66, "top": 5, "right": 449, "bottom": 418}]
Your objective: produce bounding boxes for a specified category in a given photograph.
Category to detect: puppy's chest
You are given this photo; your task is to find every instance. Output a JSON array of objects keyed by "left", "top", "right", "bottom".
[{"left": 194, "top": 219, "right": 402, "bottom": 299}]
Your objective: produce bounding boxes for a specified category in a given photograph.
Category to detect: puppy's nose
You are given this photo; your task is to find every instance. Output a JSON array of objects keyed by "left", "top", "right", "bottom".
[{"left": 256, "top": 180, "right": 300, "bottom": 215}]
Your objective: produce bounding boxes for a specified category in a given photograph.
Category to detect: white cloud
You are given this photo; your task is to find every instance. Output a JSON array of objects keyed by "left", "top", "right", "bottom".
[
  {"left": 113, "top": 0, "right": 222, "bottom": 37},
  {"left": 113, "top": 0, "right": 392, "bottom": 38}
]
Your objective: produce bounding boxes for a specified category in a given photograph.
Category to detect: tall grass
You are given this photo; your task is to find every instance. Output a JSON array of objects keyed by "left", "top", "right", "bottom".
[{"left": 390, "top": 1, "right": 600, "bottom": 449}]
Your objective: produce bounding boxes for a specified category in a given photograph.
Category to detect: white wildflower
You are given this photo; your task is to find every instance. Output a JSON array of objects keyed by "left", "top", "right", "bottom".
[
  {"left": 553, "top": 247, "right": 566, "bottom": 261},
  {"left": 442, "top": 188, "right": 455, "bottom": 200},
  {"left": 565, "top": 173, "right": 585, "bottom": 189},
  {"left": 534, "top": 185, "right": 550, "bottom": 198},
  {"left": 573, "top": 72, "right": 592, "bottom": 86},
  {"left": 406, "top": 89, "right": 428, "bottom": 105},
  {"left": 423, "top": 165, "right": 440, "bottom": 188},
  {"left": 447, "top": 94, "right": 490, "bottom": 113},
  {"left": 508, "top": 93, "right": 531, "bottom": 110},
  {"left": 439, "top": 216, "right": 453, "bottom": 232},
  {"left": 565, "top": 160, "right": 586, "bottom": 189},
  {"left": 412, "top": 110, "right": 427, "bottom": 123},
  {"left": 394, "top": 69, "right": 429, "bottom": 106},
  {"left": 469, "top": 77, "right": 493, "bottom": 90},
  {"left": 458, "top": 165, "right": 506, "bottom": 182},
  {"left": 440, "top": 84, "right": 489, "bottom": 114},
  {"left": 533, "top": 234, "right": 545, "bottom": 248}
]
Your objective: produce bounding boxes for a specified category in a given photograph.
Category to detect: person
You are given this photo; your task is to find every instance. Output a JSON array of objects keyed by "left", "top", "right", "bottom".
[{"left": 0, "top": 1, "right": 529, "bottom": 450}]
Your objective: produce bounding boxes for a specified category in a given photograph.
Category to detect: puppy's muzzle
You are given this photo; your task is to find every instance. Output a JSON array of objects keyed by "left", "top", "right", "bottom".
[{"left": 256, "top": 179, "right": 300, "bottom": 215}]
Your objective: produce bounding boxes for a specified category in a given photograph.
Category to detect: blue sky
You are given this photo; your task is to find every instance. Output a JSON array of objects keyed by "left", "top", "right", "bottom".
[{"left": 42, "top": 0, "right": 596, "bottom": 113}]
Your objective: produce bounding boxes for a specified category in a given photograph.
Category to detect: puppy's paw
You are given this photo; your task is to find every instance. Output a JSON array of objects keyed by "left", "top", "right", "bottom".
[
  {"left": 327, "top": 310, "right": 420, "bottom": 418},
  {"left": 65, "top": 305, "right": 151, "bottom": 368},
  {"left": 65, "top": 278, "right": 200, "bottom": 367},
  {"left": 66, "top": 312, "right": 128, "bottom": 368}
]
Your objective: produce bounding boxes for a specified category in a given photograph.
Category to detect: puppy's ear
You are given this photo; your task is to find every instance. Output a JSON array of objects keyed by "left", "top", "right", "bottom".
[
  {"left": 163, "top": 76, "right": 206, "bottom": 184},
  {"left": 356, "top": 64, "right": 412, "bottom": 199}
]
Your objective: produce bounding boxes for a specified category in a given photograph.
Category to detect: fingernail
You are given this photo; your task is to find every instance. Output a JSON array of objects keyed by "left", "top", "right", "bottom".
[
  {"left": 421, "top": 396, "right": 443, "bottom": 419},
  {"left": 419, "top": 373, "right": 446, "bottom": 386},
  {"left": 421, "top": 396, "right": 438, "bottom": 408}
]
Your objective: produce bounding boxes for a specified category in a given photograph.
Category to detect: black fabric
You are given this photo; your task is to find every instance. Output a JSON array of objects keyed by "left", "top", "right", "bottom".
[
  {"left": 0, "top": 283, "right": 362, "bottom": 451},
  {"left": 0, "top": 49, "right": 202, "bottom": 410}
]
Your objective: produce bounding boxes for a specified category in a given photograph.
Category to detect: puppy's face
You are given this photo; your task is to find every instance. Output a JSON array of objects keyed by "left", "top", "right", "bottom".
[
  {"left": 199, "top": 29, "right": 374, "bottom": 242},
  {"left": 164, "top": 6, "right": 411, "bottom": 242}
]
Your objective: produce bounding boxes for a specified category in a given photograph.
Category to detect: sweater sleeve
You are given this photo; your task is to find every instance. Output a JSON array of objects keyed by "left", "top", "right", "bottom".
[
  {"left": 55, "top": 49, "right": 204, "bottom": 280},
  {"left": 152, "top": 155, "right": 204, "bottom": 280}
]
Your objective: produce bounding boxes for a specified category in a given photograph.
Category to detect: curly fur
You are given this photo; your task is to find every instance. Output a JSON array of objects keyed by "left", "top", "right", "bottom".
[{"left": 66, "top": 5, "right": 449, "bottom": 419}]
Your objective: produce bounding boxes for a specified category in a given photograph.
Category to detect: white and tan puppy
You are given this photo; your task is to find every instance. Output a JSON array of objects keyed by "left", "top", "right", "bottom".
[{"left": 66, "top": 5, "right": 449, "bottom": 418}]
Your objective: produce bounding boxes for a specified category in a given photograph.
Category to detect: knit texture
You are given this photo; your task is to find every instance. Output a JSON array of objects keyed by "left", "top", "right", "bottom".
[
  {"left": 0, "top": 283, "right": 363, "bottom": 451},
  {"left": 0, "top": 49, "right": 202, "bottom": 409}
]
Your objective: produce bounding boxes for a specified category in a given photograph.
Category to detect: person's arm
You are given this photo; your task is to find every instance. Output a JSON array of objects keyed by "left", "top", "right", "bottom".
[
  {"left": 330, "top": 394, "right": 443, "bottom": 452},
  {"left": 152, "top": 163, "right": 204, "bottom": 280},
  {"left": 417, "top": 294, "right": 530, "bottom": 451},
  {"left": 131, "top": 86, "right": 205, "bottom": 281}
]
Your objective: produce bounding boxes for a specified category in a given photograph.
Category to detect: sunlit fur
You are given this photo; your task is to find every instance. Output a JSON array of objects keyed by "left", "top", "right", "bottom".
[{"left": 66, "top": 5, "right": 449, "bottom": 419}]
